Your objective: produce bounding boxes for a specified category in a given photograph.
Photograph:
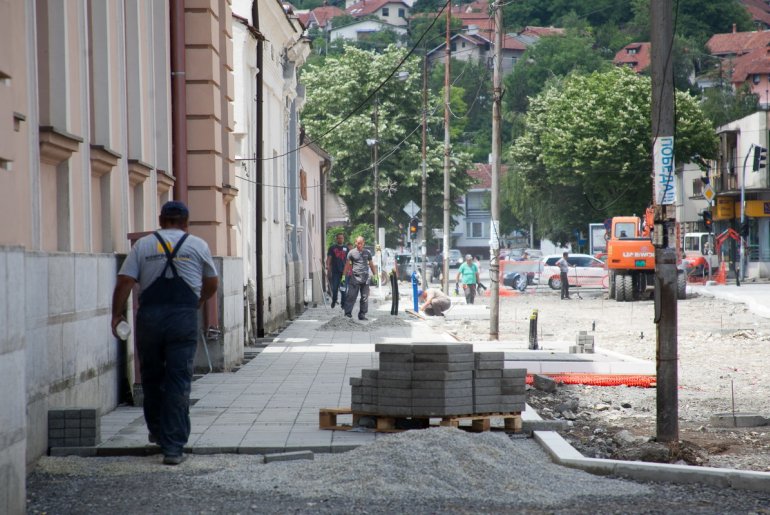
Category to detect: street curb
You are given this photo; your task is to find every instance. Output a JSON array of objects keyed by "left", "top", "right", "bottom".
[{"left": 533, "top": 430, "right": 770, "bottom": 493}]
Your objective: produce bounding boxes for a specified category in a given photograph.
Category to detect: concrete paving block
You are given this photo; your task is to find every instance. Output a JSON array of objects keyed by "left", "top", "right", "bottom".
[
  {"left": 48, "top": 418, "right": 65, "bottom": 430},
  {"left": 472, "top": 386, "right": 501, "bottom": 396},
  {"left": 378, "top": 353, "right": 414, "bottom": 363},
  {"left": 264, "top": 450, "right": 314, "bottom": 463},
  {"left": 412, "top": 362, "right": 474, "bottom": 371},
  {"left": 64, "top": 418, "right": 81, "bottom": 428},
  {"left": 500, "top": 394, "right": 526, "bottom": 404},
  {"left": 377, "top": 370, "right": 413, "bottom": 380},
  {"left": 64, "top": 428, "right": 80, "bottom": 438},
  {"left": 351, "top": 401, "right": 364, "bottom": 412},
  {"left": 377, "top": 379, "right": 412, "bottom": 388},
  {"left": 473, "top": 369, "right": 502, "bottom": 379},
  {"left": 379, "top": 361, "right": 413, "bottom": 372},
  {"left": 48, "top": 429, "right": 64, "bottom": 439},
  {"left": 475, "top": 352, "right": 505, "bottom": 361},
  {"left": 80, "top": 418, "right": 97, "bottom": 429},
  {"left": 502, "top": 368, "right": 528, "bottom": 378},
  {"left": 351, "top": 394, "right": 363, "bottom": 403},
  {"left": 473, "top": 394, "right": 501, "bottom": 402},
  {"left": 411, "top": 343, "right": 473, "bottom": 354},
  {"left": 411, "top": 370, "right": 473, "bottom": 381},
  {"left": 374, "top": 343, "right": 414, "bottom": 354},
  {"left": 475, "top": 360, "right": 504, "bottom": 370},
  {"left": 64, "top": 438, "right": 81, "bottom": 447},
  {"left": 411, "top": 397, "right": 474, "bottom": 408},
  {"left": 361, "top": 369, "right": 379, "bottom": 378},
  {"left": 533, "top": 374, "right": 557, "bottom": 392},
  {"left": 412, "top": 388, "right": 472, "bottom": 400},
  {"left": 413, "top": 405, "right": 474, "bottom": 417},
  {"left": 472, "top": 378, "right": 502, "bottom": 388},
  {"left": 413, "top": 353, "right": 474, "bottom": 364},
  {"left": 64, "top": 410, "right": 81, "bottom": 420},
  {"left": 474, "top": 404, "right": 503, "bottom": 413},
  {"left": 501, "top": 376, "right": 526, "bottom": 386},
  {"left": 412, "top": 379, "right": 472, "bottom": 389},
  {"left": 349, "top": 377, "right": 362, "bottom": 386},
  {"left": 377, "top": 387, "right": 412, "bottom": 398},
  {"left": 362, "top": 377, "right": 379, "bottom": 387}
]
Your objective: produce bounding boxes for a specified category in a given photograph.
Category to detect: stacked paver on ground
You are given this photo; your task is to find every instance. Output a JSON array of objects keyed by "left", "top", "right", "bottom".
[{"left": 350, "top": 343, "right": 526, "bottom": 417}]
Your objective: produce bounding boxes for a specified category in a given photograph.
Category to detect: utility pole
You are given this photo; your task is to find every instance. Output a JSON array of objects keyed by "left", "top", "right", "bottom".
[
  {"left": 489, "top": 0, "right": 503, "bottom": 340},
  {"left": 442, "top": 4, "right": 451, "bottom": 293},
  {"left": 650, "top": 0, "right": 678, "bottom": 444},
  {"left": 373, "top": 97, "right": 379, "bottom": 239},
  {"left": 421, "top": 55, "right": 429, "bottom": 286}
]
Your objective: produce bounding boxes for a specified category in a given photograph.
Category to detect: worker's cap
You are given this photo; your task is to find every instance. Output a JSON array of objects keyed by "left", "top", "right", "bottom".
[
  {"left": 465, "top": 254, "right": 473, "bottom": 260},
  {"left": 160, "top": 201, "right": 189, "bottom": 219}
]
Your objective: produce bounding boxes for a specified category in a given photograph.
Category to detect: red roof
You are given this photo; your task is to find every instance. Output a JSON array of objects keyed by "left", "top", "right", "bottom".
[
  {"left": 744, "top": 3, "right": 770, "bottom": 28},
  {"left": 467, "top": 163, "right": 508, "bottom": 190},
  {"left": 519, "top": 26, "right": 565, "bottom": 38},
  {"left": 613, "top": 42, "right": 651, "bottom": 74},
  {"left": 731, "top": 44, "right": 770, "bottom": 82},
  {"left": 706, "top": 30, "right": 770, "bottom": 56},
  {"left": 347, "top": 0, "right": 409, "bottom": 17},
  {"left": 312, "top": 5, "right": 345, "bottom": 28},
  {"left": 297, "top": 11, "right": 311, "bottom": 28}
]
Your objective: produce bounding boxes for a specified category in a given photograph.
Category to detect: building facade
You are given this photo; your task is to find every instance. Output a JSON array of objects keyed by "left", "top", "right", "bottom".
[{"left": 0, "top": 2, "right": 241, "bottom": 512}]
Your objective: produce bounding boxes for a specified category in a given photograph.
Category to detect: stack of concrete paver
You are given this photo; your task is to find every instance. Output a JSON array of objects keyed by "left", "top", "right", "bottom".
[
  {"left": 349, "top": 343, "right": 526, "bottom": 418},
  {"left": 48, "top": 408, "right": 100, "bottom": 448},
  {"left": 569, "top": 331, "right": 595, "bottom": 354}
]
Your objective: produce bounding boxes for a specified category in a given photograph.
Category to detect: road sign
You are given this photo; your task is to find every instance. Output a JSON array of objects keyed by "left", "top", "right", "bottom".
[
  {"left": 403, "top": 200, "right": 420, "bottom": 218},
  {"left": 703, "top": 184, "right": 715, "bottom": 203}
]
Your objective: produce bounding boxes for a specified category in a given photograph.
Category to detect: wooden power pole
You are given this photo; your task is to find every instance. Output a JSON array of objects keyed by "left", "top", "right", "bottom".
[
  {"left": 650, "top": 0, "right": 679, "bottom": 443},
  {"left": 489, "top": 0, "right": 503, "bottom": 339},
  {"left": 441, "top": 5, "right": 451, "bottom": 293}
]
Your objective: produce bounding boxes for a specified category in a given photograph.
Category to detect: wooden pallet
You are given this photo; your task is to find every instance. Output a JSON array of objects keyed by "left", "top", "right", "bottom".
[{"left": 319, "top": 408, "right": 521, "bottom": 433}]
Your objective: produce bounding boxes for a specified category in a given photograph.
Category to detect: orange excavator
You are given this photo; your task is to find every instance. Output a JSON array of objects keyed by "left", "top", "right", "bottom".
[{"left": 605, "top": 207, "right": 686, "bottom": 301}]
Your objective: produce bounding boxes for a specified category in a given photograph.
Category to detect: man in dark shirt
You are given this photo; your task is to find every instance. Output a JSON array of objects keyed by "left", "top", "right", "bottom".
[
  {"left": 343, "top": 236, "right": 378, "bottom": 320},
  {"left": 326, "top": 232, "right": 348, "bottom": 309}
]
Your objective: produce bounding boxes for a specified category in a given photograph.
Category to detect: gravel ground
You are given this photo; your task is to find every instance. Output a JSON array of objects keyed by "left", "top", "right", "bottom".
[
  {"left": 318, "top": 313, "right": 410, "bottom": 332},
  {"left": 448, "top": 286, "right": 770, "bottom": 472},
  {"left": 26, "top": 428, "right": 770, "bottom": 514}
]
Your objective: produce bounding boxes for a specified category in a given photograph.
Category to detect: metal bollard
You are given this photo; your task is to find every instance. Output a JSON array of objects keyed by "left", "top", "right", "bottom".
[{"left": 528, "top": 309, "right": 539, "bottom": 350}]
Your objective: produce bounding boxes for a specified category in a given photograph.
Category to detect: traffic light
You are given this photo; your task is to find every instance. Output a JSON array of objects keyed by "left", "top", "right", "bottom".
[
  {"left": 701, "top": 210, "right": 712, "bottom": 232},
  {"left": 753, "top": 145, "right": 768, "bottom": 171},
  {"left": 409, "top": 217, "right": 419, "bottom": 240}
]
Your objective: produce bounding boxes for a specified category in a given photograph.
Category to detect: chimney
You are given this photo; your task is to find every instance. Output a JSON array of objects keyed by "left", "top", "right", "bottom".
[{"left": 733, "top": 23, "right": 737, "bottom": 33}]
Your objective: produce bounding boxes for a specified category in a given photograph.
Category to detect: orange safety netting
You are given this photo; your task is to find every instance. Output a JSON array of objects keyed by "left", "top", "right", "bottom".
[{"left": 525, "top": 373, "right": 656, "bottom": 388}]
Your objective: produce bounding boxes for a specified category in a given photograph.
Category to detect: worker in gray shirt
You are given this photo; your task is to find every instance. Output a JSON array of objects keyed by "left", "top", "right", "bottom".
[
  {"left": 111, "top": 201, "right": 218, "bottom": 465},
  {"left": 343, "top": 236, "right": 377, "bottom": 320}
]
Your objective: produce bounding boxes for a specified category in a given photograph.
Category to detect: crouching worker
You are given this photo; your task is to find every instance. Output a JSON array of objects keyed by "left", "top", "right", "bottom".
[{"left": 419, "top": 288, "right": 451, "bottom": 317}]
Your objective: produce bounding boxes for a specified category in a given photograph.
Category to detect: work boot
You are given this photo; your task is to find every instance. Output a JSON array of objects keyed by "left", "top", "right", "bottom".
[
  {"left": 163, "top": 454, "right": 187, "bottom": 466},
  {"left": 331, "top": 300, "right": 336, "bottom": 308}
]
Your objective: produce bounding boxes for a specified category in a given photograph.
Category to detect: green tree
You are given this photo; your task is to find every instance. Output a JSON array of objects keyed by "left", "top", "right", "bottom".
[
  {"left": 504, "top": 67, "right": 718, "bottom": 242},
  {"left": 301, "top": 45, "right": 475, "bottom": 245},
  {"left": 629, "top": 0, "right": 752, "bottom": 46},
  {"left": 503, "top": 31, "right": 610, "bottom": 114},
  {"left": 699, "top": 84, "right": 759, "bottom": 128}
]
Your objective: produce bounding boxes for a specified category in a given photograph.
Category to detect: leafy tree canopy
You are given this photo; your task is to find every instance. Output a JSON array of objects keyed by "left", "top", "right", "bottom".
[
  {"left": 301, "top": 45, "right": 475, "bottom": 246},
  {"left": 503, "top": 30, "right": 610, "bottom": 114},
  {"left": 699, "top": 84, "right": 759, "bottom": 128},
  {"left": 504, "top": 67, "right": 718, "bottom": 242}
]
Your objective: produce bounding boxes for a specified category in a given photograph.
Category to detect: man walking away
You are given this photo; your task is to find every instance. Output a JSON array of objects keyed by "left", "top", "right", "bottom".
[
  {"left": 111, "top": 201, "right": 218, "bottom": 465},
  {"left": 419, "top": 288, "right": 451, "bottom": 316},
  {"left": 556, "top": 251, "right": 571, "bottom": 300},
  {"left": 343, "top": 236, "right": 378, "bottom": 320},
  {"left": 326, "top": 232, "right": 348, "bottom": 308},
  {"left": 456, "top": 254, "right": 480, "bottom": 304}
]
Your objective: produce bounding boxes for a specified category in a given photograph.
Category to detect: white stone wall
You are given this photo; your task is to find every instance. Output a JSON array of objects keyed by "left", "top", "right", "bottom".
[
  {"left": 194, "top": 257, "right": 244, "bottom": 372},
  {"left": 24, "top": 252, "right": 121, "bottom": 466},
  {"left": 0, "top": 247, "right": 26, "bottom": 515}
]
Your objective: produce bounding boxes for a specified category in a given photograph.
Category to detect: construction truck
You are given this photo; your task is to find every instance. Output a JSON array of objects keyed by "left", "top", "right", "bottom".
[{"left": 606, "top": 208, "right": 686, "bottom": 301}]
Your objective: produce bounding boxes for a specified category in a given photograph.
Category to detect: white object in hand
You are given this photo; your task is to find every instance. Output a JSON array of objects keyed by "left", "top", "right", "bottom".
[{"left": 116, "top": 321, "right": 131, "bottom": 340}]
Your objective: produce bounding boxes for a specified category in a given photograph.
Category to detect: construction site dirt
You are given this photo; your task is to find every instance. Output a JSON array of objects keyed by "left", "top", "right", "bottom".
[{"left": 446, "top": 287, "right": 770, "bottom": 472}]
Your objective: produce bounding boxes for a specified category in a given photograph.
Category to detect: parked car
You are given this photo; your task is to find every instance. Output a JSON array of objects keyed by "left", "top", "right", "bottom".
[
  {"left": 503, "top": 271, "right": 528, "bottom": 291},
  {"left": 448, "top": 249, "right": 463, "bottom": 268},
  {"left": 538, "top": 254, "right": 608, "bottom": 290}
]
